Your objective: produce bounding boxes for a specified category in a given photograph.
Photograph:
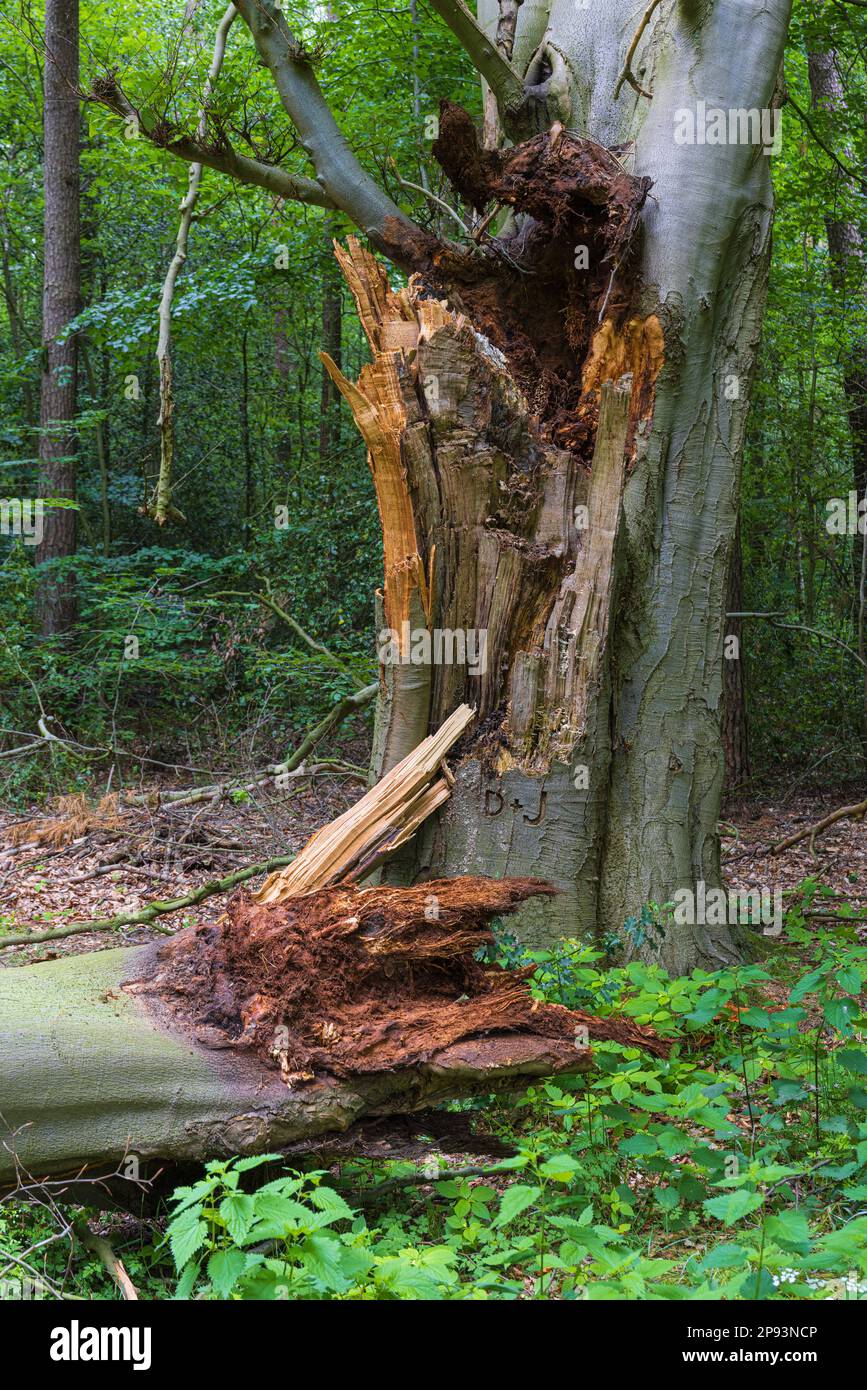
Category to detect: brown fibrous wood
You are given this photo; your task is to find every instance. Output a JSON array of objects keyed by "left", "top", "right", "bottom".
[{"left": 137, "top": 876, "right": 667, "bottom": 1088}]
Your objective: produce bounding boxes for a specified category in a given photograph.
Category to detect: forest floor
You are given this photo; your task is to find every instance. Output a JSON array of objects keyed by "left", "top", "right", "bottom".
[
  {"left": 0, "top": 777, "right": 864, "bottom": 966},
  {"left": 2, "top": 775, "right": 865, "bottom": 1303}
]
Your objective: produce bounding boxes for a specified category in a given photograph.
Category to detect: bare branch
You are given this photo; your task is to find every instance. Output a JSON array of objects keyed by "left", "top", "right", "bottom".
[
  {"left": 614, "top": 0, "right": 663, "bottom": 101},
  {"left": 786, "top": 90, "right": 867, "bottom": 191},
  {"left": 426, "top": 0, "right": 525, "bottom": 113}
]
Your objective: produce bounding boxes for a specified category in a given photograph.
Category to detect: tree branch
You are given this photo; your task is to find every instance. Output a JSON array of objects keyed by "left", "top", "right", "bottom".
[
  {"left": 785, "top": 91, "right": 867, "bottom": 192},
  {"left": 614, "top": 0, "right": 663, "bottom": 101},
  {"left": 0, "top": 855, "right": 297, "bottom": 950},
  {"left": 233, "top": 0, "right": 414, "bottom": 247},
  {"left": 728, "top": 611, "right": 867, "bottom": 669},
  {"left": 426, "top": 0, "right": 525, "bottom": 114},
  {"left": 88, "top": 76, "right": 335, "bottom": 209},
  {"left": 771, "top": 797, "right": 867, "bottom": 856}
]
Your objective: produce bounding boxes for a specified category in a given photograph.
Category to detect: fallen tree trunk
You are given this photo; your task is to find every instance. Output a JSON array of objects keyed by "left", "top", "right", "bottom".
[{"left": 0, "top": 876, "right": 662, "bottom": 1188}]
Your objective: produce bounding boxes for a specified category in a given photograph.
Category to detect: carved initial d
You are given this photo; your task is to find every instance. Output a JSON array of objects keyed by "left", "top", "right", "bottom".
[{"left": 483, "top": 789, "right": 504, "bottom": 817}]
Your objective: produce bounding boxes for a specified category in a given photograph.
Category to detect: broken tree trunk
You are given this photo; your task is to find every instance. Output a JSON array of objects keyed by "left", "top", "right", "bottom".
[
  {"left": 0, "top": 706, "right": 666, "bottom": 1186},
  {"left": 324, "top": 5, "right": 785, "bottom": 971},
  {"left": 0, "top": 875, "right": 662, "bottom": 1187},
  {"left": 324, "top": 230, "right": 655, "bottom": 946}
]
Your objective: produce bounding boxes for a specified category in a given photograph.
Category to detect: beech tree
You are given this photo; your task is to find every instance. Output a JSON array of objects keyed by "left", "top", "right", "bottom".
[{"left": 92, "top": 0, "right": 792, "bottom": 971}]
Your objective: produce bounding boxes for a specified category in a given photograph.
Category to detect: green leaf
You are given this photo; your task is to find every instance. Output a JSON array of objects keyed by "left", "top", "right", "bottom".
[
  {"left": 765, "top": 1210, "right": 810, "bottom": 1248},
  {"left": 494, "top": 1184, "right": 542, "bottom": 1227},
  {"left": 825, "top": 998, "right": 858, "bottom": 1034},
  {"left": 618, "top": 1133, "right": 659, "bottom": 1157},
  {"left": 173, "top": 1259, "right": 200, "bottom": 1300},
  {"left": 655, "top": 1186, "right": 681, "bottom": 1211},
  {"left": 252, "top": 1191, "right": 312, "bottom": 1229},
  {"left": 220, "top": 1193, "right": 255, "bottom": 1244},
  {"left": 697, "top": 1243, "right": 750, "bottom": 1272},
  {"left": 837, "top": 1048, "right": 867, "bottom": 1075},
  {"left": 298, "top": 1234, "right": 349, "bottom": 1291},
  {"left": 538, "top": 1153, "right": 582, "bottom": 1181},
  {"left": 703, "top": 1190, "right": 765, "bottom": 1225},
  {"left": 169, "top": 1213, "right": 208, "bottom": 1272},
  {"left": 207, "top": 1248, "right": 247, "bottom": 1298},
  {"left": 232, "top": 1154, "right": 283, "bottom": 1172},
  {"left": 308, "top": 1186, "right": 355, "bottom": 1222}
]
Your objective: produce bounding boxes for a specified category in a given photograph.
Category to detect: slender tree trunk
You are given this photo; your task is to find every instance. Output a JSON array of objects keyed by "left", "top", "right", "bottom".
[
  {"left": 807, "top": 50, "right": 867, "bottom": 625},
  {"left": 35, "top": 0, "right": 79, "bottom": 635},
  {"left": 723, "top": 522, "right": 750, "bottom": 790},
  {"left": 319, "top": 217, "right": 342, "bottom": 468},
  {"left": 1, "top": 213, "right": 37, "bottom": 432},
  {"left": 241, "top": 328, "right": 254, "bottom": 544}
]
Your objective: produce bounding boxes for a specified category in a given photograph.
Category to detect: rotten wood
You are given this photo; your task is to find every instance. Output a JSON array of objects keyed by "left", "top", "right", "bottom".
[{"left": 0, "top": 874, "right": 664, "bottom": 1186}]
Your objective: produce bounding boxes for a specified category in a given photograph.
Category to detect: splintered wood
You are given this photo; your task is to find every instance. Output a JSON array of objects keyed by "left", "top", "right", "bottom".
[
  {"left": 253, "top": 703, "right": 474, "bottom": 903},
  {"left": 318, "top": 236, "right": 458, "bottom": 772},
  {"left": 141, "top": 875, "right": 669, "bottom": 1091}
]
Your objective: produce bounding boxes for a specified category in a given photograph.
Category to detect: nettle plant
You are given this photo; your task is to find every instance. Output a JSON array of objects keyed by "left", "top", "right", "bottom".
[
  {"left": 165, "top": 1157, "right": 464, "bottom": 1300},
  {"left": 164, "top": 888, "right": 867, "bottom": 1300}
]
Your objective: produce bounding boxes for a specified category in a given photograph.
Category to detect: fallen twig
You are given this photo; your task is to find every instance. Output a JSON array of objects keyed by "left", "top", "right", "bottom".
[
  {"left": 0, "top": 854, "right": 296, "bottom": 950},
  {"left": 73, "top": 1221, "right": 139, "bottom": 1300},
  {"left": 771, "top": 797, "right": 867, "bottom": 857}
]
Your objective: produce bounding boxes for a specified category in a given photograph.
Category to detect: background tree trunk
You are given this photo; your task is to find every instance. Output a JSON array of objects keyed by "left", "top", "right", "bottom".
[
  {"left": 319, "top": 217, "right": 343, "bottom": 469},
  {"left": 723, "top": 522, "right": 750, "bottom": 790},
  {"left": 806, "top": 49, "right": 867, "bottom": 626},
  {"left": 35, "top": 0, "right": 79, "bottom": 636}
]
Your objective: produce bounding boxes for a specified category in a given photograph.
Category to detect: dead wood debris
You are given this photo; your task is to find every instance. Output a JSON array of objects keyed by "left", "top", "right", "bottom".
[
  {"left": 135, "top": 876, "right": 668, "bottom": 1084},
  {"left": 382, "top": 102, "right": 655, "bottom": 458},
  {"left": 4, "top": 794, "right": 128, "bottom": 850},
  {"left": 771, "top": 796, "right": 867, "bottom": 858}
]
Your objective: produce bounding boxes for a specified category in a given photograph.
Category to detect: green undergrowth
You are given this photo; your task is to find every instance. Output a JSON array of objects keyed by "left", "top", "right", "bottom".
[{"left": 3, "top": 880, "right": 867, "bottom": 1300}]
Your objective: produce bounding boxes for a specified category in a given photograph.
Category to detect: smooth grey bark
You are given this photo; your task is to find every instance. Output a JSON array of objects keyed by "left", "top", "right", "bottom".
[{"left": 401, "top": 0, "right": 787, "bottom": 970}]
